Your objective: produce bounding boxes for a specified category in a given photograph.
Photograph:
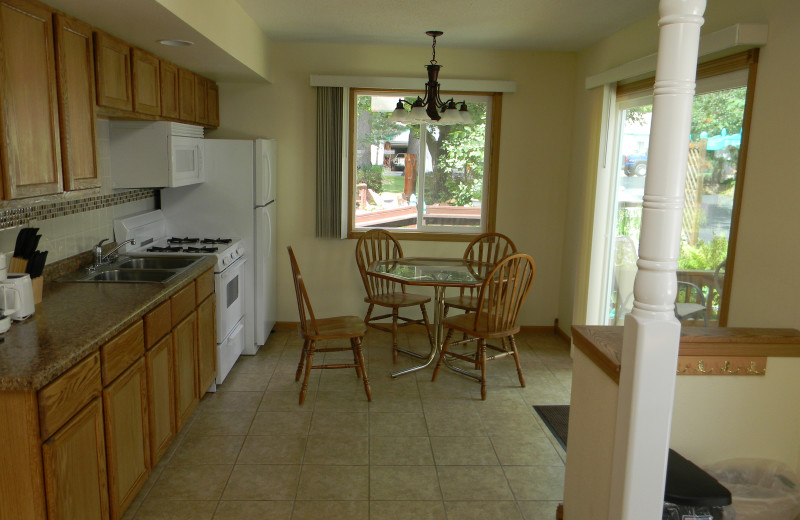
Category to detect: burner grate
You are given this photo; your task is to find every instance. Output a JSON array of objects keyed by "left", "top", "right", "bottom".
[
  {"left": 184, "top": 246, "right": 218, "bottom": 253},
  {"left": 148, "top": 246, "right": 182, "bottom": 252},
  {"left": 202, "top": 238, "right": 233, "bottom": 245},
  {"left": 168, "top": 237, "right": 200, "bottom": 244}
]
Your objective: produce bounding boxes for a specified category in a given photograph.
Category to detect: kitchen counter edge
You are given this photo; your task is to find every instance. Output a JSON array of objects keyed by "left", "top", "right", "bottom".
[{"left": 0, "top": 256, "right": 216, "bottom": 391}]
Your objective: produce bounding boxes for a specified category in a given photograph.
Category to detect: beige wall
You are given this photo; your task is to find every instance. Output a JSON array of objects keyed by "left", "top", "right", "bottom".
[
  {"left": 213, "top": 42, "right": 576, "bottom": 325},
  {"left": 560, "top": 0, "right": 800, "bottom": 333}
]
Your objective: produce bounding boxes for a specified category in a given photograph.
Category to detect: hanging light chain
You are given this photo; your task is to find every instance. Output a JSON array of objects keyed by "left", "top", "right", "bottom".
[{"left": 430, "top": 33, "right": 438, "bottom": 65}]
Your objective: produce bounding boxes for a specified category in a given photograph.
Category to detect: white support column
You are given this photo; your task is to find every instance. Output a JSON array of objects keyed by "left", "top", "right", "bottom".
[{"left": 608, "top": 1, "right": 706, "bottom": 519}]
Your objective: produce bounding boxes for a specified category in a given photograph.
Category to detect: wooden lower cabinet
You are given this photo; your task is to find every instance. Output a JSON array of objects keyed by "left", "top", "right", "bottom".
[
  {"left": 196, "top": 294, "right": 216, "bottom": 394},
  {"left": 103, "top": 358, "right": 150, "bottom": 520},
  {"left": 145, "top": 335, "right": 175, "bottom": 466},
  {"left": 42, "top": 398, "right": 109, "bottom": 520},
  {"left": 173, "top": 311, "right": 199, "bottom": 429}
]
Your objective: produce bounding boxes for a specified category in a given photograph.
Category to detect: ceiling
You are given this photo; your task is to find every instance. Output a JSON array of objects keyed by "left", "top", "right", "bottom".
[
  {"left": 235, "top": 0, "right": 659, "bottom": 51},
  {"left": 39, "top": 0, "right": 659, "bottom": 82}
]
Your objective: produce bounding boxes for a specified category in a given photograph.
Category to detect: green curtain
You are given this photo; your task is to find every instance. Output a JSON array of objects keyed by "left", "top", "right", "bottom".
[{"left": 315, "top": 87, "right": 343, "bottom": 238}]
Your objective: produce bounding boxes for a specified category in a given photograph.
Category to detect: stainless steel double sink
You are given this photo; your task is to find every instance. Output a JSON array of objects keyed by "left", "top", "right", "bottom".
[{"left": 59, "top": 255, "right": 204, "bottom": 284}]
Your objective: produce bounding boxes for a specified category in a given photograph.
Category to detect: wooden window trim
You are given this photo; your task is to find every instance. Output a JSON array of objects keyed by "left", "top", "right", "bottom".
[
  {"left": 617, "top": 49, "right": 758, "bottom": 100},
  {"left": 345, "top": 89, "right": 501, "bottom": 242}
]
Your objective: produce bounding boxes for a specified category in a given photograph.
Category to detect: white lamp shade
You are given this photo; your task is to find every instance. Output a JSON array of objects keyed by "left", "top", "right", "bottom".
[
  {"left": 438, "top": 108, "right": 461, "bottom": 125},
  {"left": 389, "top": 106, "right": 409, "bottom": 123},
  {"left": 408, "top": 105, "right": 428, "bottom": 123}
]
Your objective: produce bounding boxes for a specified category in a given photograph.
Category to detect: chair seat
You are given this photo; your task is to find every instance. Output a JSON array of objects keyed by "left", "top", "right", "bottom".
[
  {"left": 300, "top": 315, "right": 366, "bottom": 340},
  {"left": 442, "top": 294, "right": 479, "bottom": 311},
  {"left": 365, "top": 291, "right": 431, "bottom": 308},
  {"left": 675, "top": 302, "right": 706, "bottom": 319},
  {"left": 443, "top": 312, "right": 520, "bottom": 340}
]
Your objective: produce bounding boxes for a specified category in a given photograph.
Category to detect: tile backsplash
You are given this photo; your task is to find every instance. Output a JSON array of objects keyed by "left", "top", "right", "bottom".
[{"left": 0, "top": 120, "right": 157, "bottom": 264}]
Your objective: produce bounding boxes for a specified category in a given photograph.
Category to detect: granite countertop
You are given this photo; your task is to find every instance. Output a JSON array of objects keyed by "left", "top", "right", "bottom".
[
  {"left": 572, "top": 325, "right": 800, "bottom": 384},
  {"left": 0, "top": 256, "right": 216, "bottom": 391}
]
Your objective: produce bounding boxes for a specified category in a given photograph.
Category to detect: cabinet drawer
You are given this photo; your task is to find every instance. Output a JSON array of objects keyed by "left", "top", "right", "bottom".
[
  {"left": 39, "top": 352, "right": 102, "bottom": 439},
  {"left": 195, "top": 268, "right": 214, "bottom": 303},
  {"left": 171, "top": 283, "right": 196, "bottom": 326},
  {"left": 144, "top": 300, "right": 171, "bottom": 348},
  {"left": 101, "top": 322, "right": 145, "bottom": 385}
]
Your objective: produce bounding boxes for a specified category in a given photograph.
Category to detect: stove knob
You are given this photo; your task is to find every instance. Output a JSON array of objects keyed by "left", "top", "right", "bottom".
[
  {"left": 222, "top": 256, "right": 231, "bottom": 266},
  {"left": 236, "top": 247, "right": 244, "bottom": 256}
]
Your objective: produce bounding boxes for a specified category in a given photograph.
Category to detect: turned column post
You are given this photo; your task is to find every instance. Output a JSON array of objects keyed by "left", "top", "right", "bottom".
[{"left": 608, "top": 1, "right": 706, "bottom": 518}]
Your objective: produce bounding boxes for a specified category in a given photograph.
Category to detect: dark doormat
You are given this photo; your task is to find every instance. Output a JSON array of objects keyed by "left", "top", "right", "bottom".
[{"left": 534, "top": 405, "right": 569, "bottom": 450}]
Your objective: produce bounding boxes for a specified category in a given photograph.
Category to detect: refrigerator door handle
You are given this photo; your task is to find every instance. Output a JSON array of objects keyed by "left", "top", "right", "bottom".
[{"left": 254, "top": 200, "right": 275, "bottom": 209}]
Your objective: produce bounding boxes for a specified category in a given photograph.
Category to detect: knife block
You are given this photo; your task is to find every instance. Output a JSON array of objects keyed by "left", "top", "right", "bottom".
[
  {"left": 8, "top": 257, "right": 27, "bottom": 274},
  {"left": 31, "top": 276, "right": 42, "bottom": 304}
]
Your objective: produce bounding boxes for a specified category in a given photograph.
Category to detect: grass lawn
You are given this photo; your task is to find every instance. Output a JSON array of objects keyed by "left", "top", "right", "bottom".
[{"left": 382, "top": 174, "right": 405, "bottom": 193}]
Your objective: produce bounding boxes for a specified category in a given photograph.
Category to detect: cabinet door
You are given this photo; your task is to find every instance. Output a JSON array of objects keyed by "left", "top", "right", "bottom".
[
  {"left": 132, "top": 48, "right": 161, "bottom": 115},
  {"left": 42, "top": 398, "right": 109, "bottom": 520},
  {"left": 194, "top": 74, "right": 208, "bottom": 125},
  {"left": 145, "top": 335, "right": 175, "bottom": 466},
  {"left": 0, "top": 0, "right": 63, "bottom": 199},
  {"left": 196, "top": 295, "right": 216, "bottom": 394},
  {"left": 177, "top": 67, "right": 196, "bottom": 122},
  {"left": 103, "top": 358, "right": 150, "bottom": 520},
  {"left": 159, "top": 60, "right": 179, "bottom": 119},
  {"left": 207, "top": 81, "right": 219, "bottom": 127},
  {"left": 53, "top": 13, "right": 99, "bottom": 191},
  {"left": 173, "top": 311, "right": 198, "bottom": 429},
  {"left": 94, "top": 31, "right": 132, "bottom": 111}
]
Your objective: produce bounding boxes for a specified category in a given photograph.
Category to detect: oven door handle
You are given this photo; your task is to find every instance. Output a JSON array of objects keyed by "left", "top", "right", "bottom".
[{"left": 220, "top": 256, "right": 246, "bottom": 279}]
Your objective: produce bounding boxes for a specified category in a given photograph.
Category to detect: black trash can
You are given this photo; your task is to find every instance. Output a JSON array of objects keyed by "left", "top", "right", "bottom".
[{"left": 663, "top": 449, "right": 732, "bottom": 520}]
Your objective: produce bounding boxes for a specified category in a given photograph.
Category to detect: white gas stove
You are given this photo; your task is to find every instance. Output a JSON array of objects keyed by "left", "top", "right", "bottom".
[
  {"left": 114, "top": 210, "right": 246, "bottom": 388},
  {"left": 113, "top": 210, "right": 244, "bottom": 273}
]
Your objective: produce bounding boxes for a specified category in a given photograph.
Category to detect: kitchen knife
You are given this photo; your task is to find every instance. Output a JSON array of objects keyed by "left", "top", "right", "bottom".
[
  {"left": 13, "top": 229, "right": 26, "bottom": 258},
  {"left": 24, "top": 234, "right": 41, "bottom": 260},
  {"left": 27, "top": 251, "right": 47, "bottom": 278}
]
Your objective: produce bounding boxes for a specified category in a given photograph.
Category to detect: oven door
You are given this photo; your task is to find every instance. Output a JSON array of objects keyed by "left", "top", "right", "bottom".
[{"left": 215, "top": 256, "right": 246, "bottom": 343}]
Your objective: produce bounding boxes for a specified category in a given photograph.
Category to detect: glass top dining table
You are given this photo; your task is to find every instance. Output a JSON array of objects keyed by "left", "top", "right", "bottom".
[{"left": 368, "top": 257, "right": 492, "bottom": 378}]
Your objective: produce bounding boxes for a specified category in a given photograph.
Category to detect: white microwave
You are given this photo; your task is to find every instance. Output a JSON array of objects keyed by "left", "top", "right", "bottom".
[{"left": 109, "top": 121, "right": 204, "bottom": 188}]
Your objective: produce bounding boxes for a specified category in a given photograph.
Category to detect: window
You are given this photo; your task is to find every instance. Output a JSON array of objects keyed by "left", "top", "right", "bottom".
[
  {"left": 347, "top": 89, "right": 499, "bottom": 238},
  {"left": 594, "top": 51, "right": 758, "bottom": 327}
]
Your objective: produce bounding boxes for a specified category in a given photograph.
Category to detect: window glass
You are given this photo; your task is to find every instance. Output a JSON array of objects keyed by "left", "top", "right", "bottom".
[
  {"left": 606, "top": 84, "right": 746, "bottom": 326},
  {"left": 351, "top": 91, "right": 491, "bottom": 234}
]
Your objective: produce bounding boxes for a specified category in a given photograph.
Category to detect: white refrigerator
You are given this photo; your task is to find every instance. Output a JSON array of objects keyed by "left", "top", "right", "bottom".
[{"left": 161, "top": 139, "right": 277, "bottom": 354}]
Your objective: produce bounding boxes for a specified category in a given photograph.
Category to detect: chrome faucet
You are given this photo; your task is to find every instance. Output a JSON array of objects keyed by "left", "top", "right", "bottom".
[{"left": 92, "top": 238, "right": 136, "bottom": 269}]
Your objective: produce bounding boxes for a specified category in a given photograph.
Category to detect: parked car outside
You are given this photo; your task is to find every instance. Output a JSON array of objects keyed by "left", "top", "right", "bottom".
[
  {"left": 622, "top": 153, "right": 647, "bottom": 176},
  {"left": 391, "top": 153, "right": 406, "bottom": 170}
]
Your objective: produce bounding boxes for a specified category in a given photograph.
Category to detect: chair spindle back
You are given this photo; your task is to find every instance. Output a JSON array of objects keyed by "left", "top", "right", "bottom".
[
  {"left": 474, "top": 253, "right": 535, "bottom": 333},
  {"left": 355, "top": 229, "right": 404, "bottom": 298},
  {"left": 287, "top": 246, "right": 319, "bottom": 336}
]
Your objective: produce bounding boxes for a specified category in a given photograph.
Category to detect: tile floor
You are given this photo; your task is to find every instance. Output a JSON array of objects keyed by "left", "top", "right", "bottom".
[{"left": 122, "top": 327, "right": 573, "bottom": 520}]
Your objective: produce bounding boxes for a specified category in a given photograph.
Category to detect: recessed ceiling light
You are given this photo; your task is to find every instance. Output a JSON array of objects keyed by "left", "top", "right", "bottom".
[{"left": 158, "top": 39, "right": 194, "bottom": 47}]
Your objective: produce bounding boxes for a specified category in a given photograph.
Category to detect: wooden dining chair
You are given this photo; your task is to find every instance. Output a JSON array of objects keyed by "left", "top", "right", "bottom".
[
  {"left": 355, "top": 229, "right": 434, "bottom": 363},
  {"left": 288, "top": 246, "right": 371, "bottom": 405},
  {"left": 442, "top": 232, "right": 517, "bottom": 366},
  {"left": 432, "top": 253, "right": 535, "bottom": 400},
  {"left": 443, "top": 232, "right": 517, "bottom": 318}
]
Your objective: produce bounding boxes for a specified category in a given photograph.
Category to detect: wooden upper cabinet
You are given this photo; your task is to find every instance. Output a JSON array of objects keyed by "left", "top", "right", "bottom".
[
  {"left": 94, "top": 31, "right": 132, "bottom": 111},
  {"left": 159, "top": 60, "right": 179, "bottom": 119},
  {"left": 131, "top": 48, "right": 160, "bottom": 116},
  {"left": 194, "top": 74, "right": 209, "bottom": 125},
  {"left": 0, "top": 0, "right": 64, "bottom": 199},
  {"left": 53, "top": 13, "right": 99, "bottom": 191},
  {"left": 178, "top": 67, "right": 196, "bottom": 122},
  {"left": 207, "top": 81, "right": 219, "bottom": 127}
]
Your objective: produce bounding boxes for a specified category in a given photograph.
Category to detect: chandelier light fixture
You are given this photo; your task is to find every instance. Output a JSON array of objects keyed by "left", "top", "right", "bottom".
[{"left": 390, "top": 31, "right": 473, "bottom": 125}]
